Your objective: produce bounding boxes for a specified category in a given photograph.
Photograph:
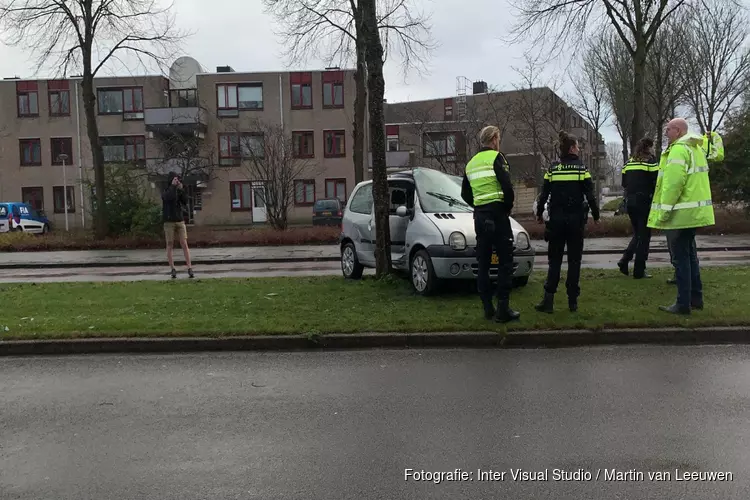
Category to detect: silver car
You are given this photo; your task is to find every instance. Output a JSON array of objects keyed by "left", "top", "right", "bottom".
[{"left": 339, "top": 168, "right": 535, "bottom": 295}]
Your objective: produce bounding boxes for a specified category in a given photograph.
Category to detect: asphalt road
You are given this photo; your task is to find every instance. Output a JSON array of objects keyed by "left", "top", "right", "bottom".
[
  {"left": 1, "top": 250, "right": 749, "bottom": 283},
  {"left": 1, "top": 346, "right": 749, "bottom": 499}
]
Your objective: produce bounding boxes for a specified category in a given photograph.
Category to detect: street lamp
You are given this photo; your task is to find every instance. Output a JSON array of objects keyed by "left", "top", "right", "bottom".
[{"left": 58, "top": 153, "right": 69, "bottom": 231}]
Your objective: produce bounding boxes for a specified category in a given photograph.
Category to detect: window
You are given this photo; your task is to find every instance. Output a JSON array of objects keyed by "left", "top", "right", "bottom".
[
  {"left": 53, "top": 186, "right": 75, "bottom": 213},
  {"left": 322, "top": 71, "right": 344, "bottom": 108},
  {"left": 294, "top": 179, "right": 315, "bottom": 205},
  {"left": 292, "top": 131, "right": 314, "bottom": 158},
  {"left": 48, "top": 80, "right": 70, "bottom": 116},
  {"left": 230, "top": 181, "right": 252, "bottom": 211},
  {"left": 169, "top": 89, "right": 198, "bottom": 107},
  {"left": 19, "top": 139, "right": 42, "bottom": 166},
  {"left": 217, "top": 84, "right": 263, "bottom": 116},
  {"left": 101, "top": 136, "right": 146, "bottom": 163},
  {"left": 16, "top": 81, "right": 39, "bottom": 117},
  {"left": 290, "top": 72, "right": 313, "bottom": 109},
  {"left": 348, "top": 183, "right": 373, "bottom": 214},
  {"left": 423, "top": 132, "right": 457, "bottom": 157},
  {"left": 324, "top": 130, "right": 346, "bottom": 157},
  {"left": 51, "top": 138, "right": 74, "bottom": 165},
  {"left": 386, "top": 125, "right": 399, "bottom": 152},
  {"left": 21, "top": 187, "right": 44, "bottom": 211},
  {"left": 444, "top": 98, "right": 454, "bottom": 120},
  {"left": 325, "top": 178, "right": 347, "bottom": 202},
  {"left": 240, "top": 134, "right": 264, "bottom": 158},
  {"left": 219, "top": 133, "right": 264, "bottom": 165},
  {"left": 97, "top": 87, "right": 144, "bottom": 118}
]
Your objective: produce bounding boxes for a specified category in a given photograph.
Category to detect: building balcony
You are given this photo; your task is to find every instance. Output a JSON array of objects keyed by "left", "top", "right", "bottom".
[
  {"left": 368, "top": 150, "right": 414, "bottom": 170},
  {"left": 144, "top": 106, "right": 207, "bottom": 137},
  {"left": 145, "top": 157, "right": 211, "bottom": 180}
]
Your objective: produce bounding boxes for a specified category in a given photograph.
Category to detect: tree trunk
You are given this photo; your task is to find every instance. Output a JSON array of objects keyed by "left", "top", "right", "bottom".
[
  {"left": 360, "top": 0, "right": 391, "bottom": 277},
  {"left": 630, "top": 42, "right": 647, "bottom": 152},
  {"left": 353, "top": 44, "right": 367, "bottom": 185},
  {"left": 81, "top": 74, "right": 108, "bottom": 239}
]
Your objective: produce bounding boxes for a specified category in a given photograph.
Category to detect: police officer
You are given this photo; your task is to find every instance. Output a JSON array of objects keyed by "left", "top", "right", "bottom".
[
  {"left": 460, "top": 125, "right": 520, "bottom": 323},
  {"left": 617, "top": 137, "right": 658, "bottom": 279},
  {"left": 534, "top": 131, "right": 600, "bottom": 313}
]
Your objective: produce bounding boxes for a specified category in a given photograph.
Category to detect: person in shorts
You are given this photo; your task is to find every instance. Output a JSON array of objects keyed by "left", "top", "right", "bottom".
[{"left": 162, "top": 171, "right": 194, "bottom": 278}]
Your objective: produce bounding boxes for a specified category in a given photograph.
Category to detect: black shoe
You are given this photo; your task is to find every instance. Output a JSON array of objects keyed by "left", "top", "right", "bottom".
[
  {"left": 483, "top": 301, "right": 495, "bottom": 320},
  {"left": 188, "top": 268, "right": 195, "bottom": 279},
  {"left": 659, "top": 303, "right": 691, "bottom": 315},
  {"left": 495, "top": 300, "right": 520, "bottom": 323},
  {"left": 617, "top": 260, "right": 629, "bottom": 276},
  {"left": 170, "top": 268, "right": 177, "bottom": 279},
  {"left": 534, "top": 292, "right": 554, "bottom": 314},
  {"left": 667, "top": 277, "right": 677, "bottom": 285},
  {"left": 568, "top": 297, "right": 578, "bottom": 312},
  {"left": 691, "top": 300, "right": 704, "bottom": 310}
]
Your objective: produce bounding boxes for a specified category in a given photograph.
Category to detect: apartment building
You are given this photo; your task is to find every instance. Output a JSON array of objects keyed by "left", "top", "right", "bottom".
[{"left": 0, "top": 59, "right": 358, "bottom": 228}]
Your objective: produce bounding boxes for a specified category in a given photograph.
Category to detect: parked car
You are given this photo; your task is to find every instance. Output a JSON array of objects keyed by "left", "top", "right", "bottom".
[
  {"left": 312, "top": 198, "right": 344, "bottom": 226},
  {"left": 0, "top": 202, "right": 50, "bottom": 234},
  {"left": 339, "top": 168, "right": 535, "bottom": 295}
]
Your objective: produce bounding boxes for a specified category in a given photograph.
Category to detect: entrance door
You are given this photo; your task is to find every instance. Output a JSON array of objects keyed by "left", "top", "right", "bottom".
[{"left": 251, "top": 182, "right": 267, "bottom": 223}]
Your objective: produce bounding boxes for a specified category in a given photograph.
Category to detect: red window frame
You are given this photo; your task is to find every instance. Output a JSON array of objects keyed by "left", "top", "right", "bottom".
[
  {"left": 51, "top": 137, "right": 74, "bottom": 165},
  {"left": 53, "top": 186, "right": 75, "bottom": 213},
  {"left": 322, "top": 71, "right": 344, "bottom": 108},
  {"left": 229, "top": 181, "right": 253, "bottom": 212},
  {"left": 48, "top": 80, "right": 71, "bottom": 116},
  {"left": 218, "top": 133, "right": 241, "bottom": 164},
  {"left": 292, "top": 131, "right": 315, "bottom": 158},
  {"left": 290, "top": 72, "right": 313, "bottom": 110},
  {"left": 217, "top": 84, "right": 238, "bottom": 113},
  {"left": 19, "top": 138, "right": 42, "bottom": 166},
  {"left": 323, "top": 130, "right": 346, "bottom": 158},
  {"left": 325, "top": 178, "right": 347, "bottom": 203},
  {"left": 123, "top": 87, "right": 144, "bottom": 115},
  {"left": 97, "top": 87, "right": 143, "bottom": 117},
  {"left": 294, "top": 179, "right": 316, "bottom": 206},
  {"left": 100, "top": 135, "right": 146, "bottom": 162},
  {"left": 443, "top": 98, "right": 454, "bottom": 120},
  {"left": 21, "top": 186, "right": 44, "bottom": 211},
  {"left": 16, "top": 81, "right": 39, "bottom": 117}
]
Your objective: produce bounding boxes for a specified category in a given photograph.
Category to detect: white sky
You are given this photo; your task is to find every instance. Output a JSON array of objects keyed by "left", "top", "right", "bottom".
[{"left": 2, "top": 0, "right": 744, "bottom": 146}]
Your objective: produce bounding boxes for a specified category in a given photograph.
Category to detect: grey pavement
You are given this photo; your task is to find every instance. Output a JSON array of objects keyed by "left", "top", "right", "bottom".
[
  {"left": 1, "top": 234, "right": 750, "bottom": 269},
  {"left": 1, "top": 346, "right": 748, "bottom": 500},
  {"left": 1, "top": 249, "right": 748, "bottom": 283}
]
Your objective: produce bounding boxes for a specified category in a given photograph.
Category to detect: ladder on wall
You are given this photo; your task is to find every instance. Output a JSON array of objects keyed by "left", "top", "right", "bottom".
[{"left": 456, "top": 76, "right": 471, "bottom": 121}]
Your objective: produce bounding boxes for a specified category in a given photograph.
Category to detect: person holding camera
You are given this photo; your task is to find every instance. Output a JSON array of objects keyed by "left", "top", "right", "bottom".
[
  {"left": 534, "top": 131, "right": 600, "bottom": 313},
  {"left": 162, "top": 171, "right": 194, "bottom": 279}
]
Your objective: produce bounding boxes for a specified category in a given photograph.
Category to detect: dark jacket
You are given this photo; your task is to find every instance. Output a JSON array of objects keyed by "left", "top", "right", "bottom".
[
  {"left": 162, "top": 172, "right": 187, "bottom": 223},
  {"left": 622, "top": 155, "right": 658, "bottom": 208},
  {"left": 536, "top": 154, "right": 600, "bottom": 221},
  {"left": 460, "top": 147, "right": 515, "bottom": 214}
]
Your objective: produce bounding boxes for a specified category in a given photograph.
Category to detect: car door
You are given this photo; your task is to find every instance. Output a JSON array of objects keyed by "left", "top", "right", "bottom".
[
  {"left": 0, "top": 205, "right": 8, "bottom": 232},
  {"left": 344, "top": 183, "right": 375, "bottom": 266},
  {"left": 370, "top": 180, "right": 413, "bottom": 267}
]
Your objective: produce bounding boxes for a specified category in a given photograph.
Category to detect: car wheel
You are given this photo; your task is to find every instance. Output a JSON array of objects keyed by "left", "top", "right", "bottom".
[
  {"left": 341, "top": 242, "right": 364, "bottom": 280},
  {"left": 410, "top": 249, "right": 439, "bottom": 296},
  {"left": 512, "top": 276, "right": 529, "bottom": 287}
]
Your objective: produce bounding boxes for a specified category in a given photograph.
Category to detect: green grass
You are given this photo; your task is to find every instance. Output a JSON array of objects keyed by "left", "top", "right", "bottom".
[{"left": 2, "top": 267, "right": 749, "bottom": 340}]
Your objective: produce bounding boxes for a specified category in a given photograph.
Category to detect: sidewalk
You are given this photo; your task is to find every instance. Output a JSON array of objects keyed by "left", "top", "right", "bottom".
[{"left": 1, "top": 234, "right": 749, "bottom": 269}]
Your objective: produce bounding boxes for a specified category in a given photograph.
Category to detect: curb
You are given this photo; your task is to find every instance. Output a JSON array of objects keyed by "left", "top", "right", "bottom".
[
  {"left": 1, "top": 246, "right": 749, "bottom": 270},
  {"left": 1, "top": 326, "right": 749, "bottom": 356}
]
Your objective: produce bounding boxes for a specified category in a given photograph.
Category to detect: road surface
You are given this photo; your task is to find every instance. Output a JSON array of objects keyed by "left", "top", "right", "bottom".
[
  {"left": 1, "top": 346, "right": 748, "bottom": 499},
  {"left": 0, "top": 250, "right": 748, "bottom": 282}
]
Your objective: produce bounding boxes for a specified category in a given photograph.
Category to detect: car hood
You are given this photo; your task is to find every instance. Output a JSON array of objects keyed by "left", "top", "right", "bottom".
[{"left": 426, "top": 211, "right": 527, "bottom": 246}]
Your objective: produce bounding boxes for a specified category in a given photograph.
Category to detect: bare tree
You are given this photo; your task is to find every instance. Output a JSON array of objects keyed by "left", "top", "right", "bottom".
[
  {"left": 605, "top": 141, "right": 624, "bottom": 189},
  {"left": 682, "top": 0, "right": 750, "bottom": 133},
  {"left": 361, "top": 0, "right": 392, "bottom": 277},
  {"left": 0, "top": 0, "right": 188, "bottom": 239},
  {"left": 509, "top": 0, "right": 692, "bottom": 152},
  {"left": 237, "top": 120, "right": 320, "bottom": 230},
  {"left": 263, "top": 0, "right": 435, "bottom": 186}
]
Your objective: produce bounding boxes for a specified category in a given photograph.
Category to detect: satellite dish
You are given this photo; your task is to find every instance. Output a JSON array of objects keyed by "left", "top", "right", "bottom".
[{"left": 169, "top": 56, "right": 204, "bottom": 89}]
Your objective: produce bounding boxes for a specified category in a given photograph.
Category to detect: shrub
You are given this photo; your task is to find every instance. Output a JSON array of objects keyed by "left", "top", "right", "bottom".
[{"left": 602, "top": 197, "right": 624, "bottom": 211}]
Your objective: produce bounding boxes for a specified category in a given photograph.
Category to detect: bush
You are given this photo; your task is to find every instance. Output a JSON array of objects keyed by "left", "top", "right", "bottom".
[{"left": 602, "top": 197, "right": 624, "bottom": 211}]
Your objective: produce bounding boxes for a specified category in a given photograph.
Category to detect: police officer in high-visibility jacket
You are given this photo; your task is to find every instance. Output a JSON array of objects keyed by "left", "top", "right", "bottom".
[
  {"left": 534, "top": 131, "right": 600, "bottom": 314},
  {"left": 648, "top": 118, "right": 715, "bottom": 315},
  {"left": 460, "top": 125, "right": 520, "bottom": 323},
  {"left": 702, "top": 130, "right": 724, "bottom": 163},
  {"left": 617, "top": 137, "right": 659, "bottom": 279}
]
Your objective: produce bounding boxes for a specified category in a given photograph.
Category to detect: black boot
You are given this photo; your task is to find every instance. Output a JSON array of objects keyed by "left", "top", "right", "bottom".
[
  {"left": 482, "top": 298, "right": 495, "bottom": 320},
  {"left": 534, "top": 292, "right": 554, "bottom": 314},
  {"left": 617, "top": 259, "right": 629, "bottom": 276},
  {"left": 568, "top": 296, "right": 578, "bottom": 312},
  {"left": 494, "top": 299, "right": 520, "bottom": 323}
]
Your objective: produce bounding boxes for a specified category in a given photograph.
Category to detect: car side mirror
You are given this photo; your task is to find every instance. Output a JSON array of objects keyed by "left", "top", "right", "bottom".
[{"left": 396, "top": 205, "right": 408, "bottom": 217}]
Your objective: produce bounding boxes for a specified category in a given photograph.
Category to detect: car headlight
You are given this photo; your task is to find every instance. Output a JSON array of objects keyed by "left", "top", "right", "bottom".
[
  {"left": 515, "top": 232, "right": 530, "bottom": 250},
  {"left": 449, "top": 231, "right": 467, "bottom": 250}
]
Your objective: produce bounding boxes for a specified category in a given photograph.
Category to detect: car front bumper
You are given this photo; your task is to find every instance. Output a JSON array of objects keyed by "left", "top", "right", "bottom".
[{"left": 426, "top": 245, "right": 535, "bottom": 280}]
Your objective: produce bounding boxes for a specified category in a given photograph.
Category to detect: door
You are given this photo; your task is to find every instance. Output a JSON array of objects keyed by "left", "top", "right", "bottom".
[
  {"left": 18, "top": 204, "right": 44, "bottom": 233},
  {"left": 369, "top": 181, "right": 413, "bottom": 268},
  {"left": 345, "top": 183, "right": 375, "bottom": 266},
  {"left": 251, "top": 182, "right": 267, "bottom": 223}
]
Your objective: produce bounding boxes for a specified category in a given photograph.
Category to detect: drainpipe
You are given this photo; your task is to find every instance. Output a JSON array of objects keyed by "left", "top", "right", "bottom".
[
  {"left": 75, "top": 78, "right": 85, "bottom": 228},
  {"left": 278, "top": 73, "right": 284, "bottom": 129}
]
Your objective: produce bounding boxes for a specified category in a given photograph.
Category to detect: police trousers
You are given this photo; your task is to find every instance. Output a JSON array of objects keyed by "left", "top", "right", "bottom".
[
  {"left": 543, "top": 214, "right": 585, "bottom": 297},
  {"left": 621, "top": 202, "right": 651, "bottom": 276},
  {"left": 474, "top": 209, "right": 514, "bottom": 302}
]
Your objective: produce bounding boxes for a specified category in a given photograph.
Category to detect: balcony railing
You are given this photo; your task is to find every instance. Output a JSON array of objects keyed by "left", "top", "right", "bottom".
[
  {"left": 145, "top": 157, "right": 211, "bottom": 178},
  {"left": 144, "top": 107, "right": 207, "bottom": 135}
]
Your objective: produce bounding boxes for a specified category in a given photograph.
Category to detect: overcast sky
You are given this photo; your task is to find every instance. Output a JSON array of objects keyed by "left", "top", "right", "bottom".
[{"left": 0, "top": 0, "right": 715, "bottom": 146}]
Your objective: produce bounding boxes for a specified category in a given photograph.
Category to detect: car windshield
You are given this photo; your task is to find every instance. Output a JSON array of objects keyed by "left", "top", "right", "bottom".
[
  {"left": 314, "top": 200, "right": 339, "bottom": 211},
  {"left": 413, "top": 168, "right": 473, "bottom": 213}
]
